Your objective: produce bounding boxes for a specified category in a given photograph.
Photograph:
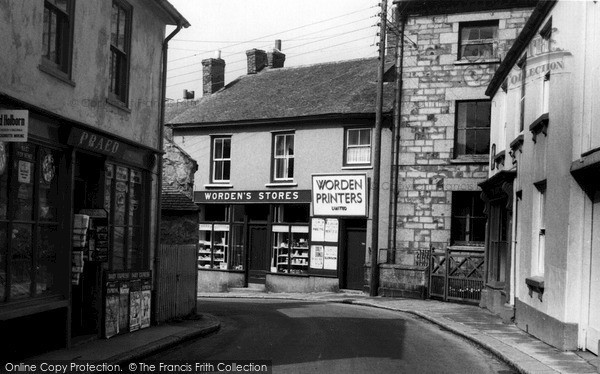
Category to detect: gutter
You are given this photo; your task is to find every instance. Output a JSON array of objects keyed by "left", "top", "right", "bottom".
[{"left": 153, "top": 22, "right": 185, "bottom": 324}]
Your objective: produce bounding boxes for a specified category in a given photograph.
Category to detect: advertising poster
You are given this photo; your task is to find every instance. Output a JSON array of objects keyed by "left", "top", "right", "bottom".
[
  {"left": 129, "top": 280, "right": 142, "bottom": 332},
  {"left": 118, "top": 283, "right": 130, "bottom": 332},
  {"left": 141, "top": 279, "right": 152, "bottom": 329},
  {"left": 310, "top": 245, "right": 324, "bottom": 269},
  {"left": 324, "top": 246, "right": 338, "bottom": 270},
  {"left": 0, "top": 110, "right": 28, "bottom": 142},
  {"left": 310, "top": 218, "right": 325, "bottom": 242},
  {"left": 324, "top": 219, "right": 339, "bottom": 242},
  {"left": 104, "top": 282, "right": 120, "bottom": 338}
]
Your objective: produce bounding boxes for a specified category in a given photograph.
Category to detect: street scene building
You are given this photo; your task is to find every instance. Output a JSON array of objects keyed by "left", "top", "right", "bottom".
[
  {"left": 167, "top": 51, "right": 394, "bottom": 293},
  {"left": 484, "top": 0, "right": 600, "bottom": 354},
  {"left": 0, "top": 0, "right": 188, "bottom": 357}
]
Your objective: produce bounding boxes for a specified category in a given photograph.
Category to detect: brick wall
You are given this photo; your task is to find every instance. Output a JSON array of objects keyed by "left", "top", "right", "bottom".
[{"left": 387, "top": 9, "right": 533, "bottom": 293}]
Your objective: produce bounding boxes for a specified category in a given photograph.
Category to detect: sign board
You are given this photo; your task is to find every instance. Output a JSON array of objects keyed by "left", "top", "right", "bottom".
[
  {"left": 195, "top": 190, "right": 311, "bottom": 203},
  {"left": 312, "top": 174, "right": 367, "bottom": 216},
  {"left": 0, "top": 110, "right": 28, "bottom": 142}
]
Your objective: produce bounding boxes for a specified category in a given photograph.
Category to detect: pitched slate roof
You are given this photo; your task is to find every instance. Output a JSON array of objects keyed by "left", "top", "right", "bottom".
[
  {"left": 161, "top": 186, "right": 199, "bottom": 211},
  {"left": 167, "top": 57, "right": 394, "bottom": 126}
]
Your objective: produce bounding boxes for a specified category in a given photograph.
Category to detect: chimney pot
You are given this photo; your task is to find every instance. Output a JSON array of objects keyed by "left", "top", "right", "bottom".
[
  {"left": 267, "top": 40, "right": 286, "bottom": 69},
  {"left": 183, "top": 89, "right": 195, "bottom": 99},
  {"left": 201, "top": 56, "right": 225, "bottom": 95}
]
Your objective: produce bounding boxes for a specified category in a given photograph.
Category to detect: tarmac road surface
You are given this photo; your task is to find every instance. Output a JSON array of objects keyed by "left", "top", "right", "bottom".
[{"left": 146, "top": 298, "right": 516, "bottom": 374}]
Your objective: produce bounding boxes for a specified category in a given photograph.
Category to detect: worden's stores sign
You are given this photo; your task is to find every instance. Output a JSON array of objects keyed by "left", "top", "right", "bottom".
[{"left": 312, "top": 174, "right": 367, "bottom": 217}]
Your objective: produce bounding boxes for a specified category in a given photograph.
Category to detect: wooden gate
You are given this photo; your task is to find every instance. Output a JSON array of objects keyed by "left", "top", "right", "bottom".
[
  {"left": 429, "top": 247, "right": 485, "bottom": 303},
  {"left": 156, "top": 244, "right": 198, "bottom": 322}
]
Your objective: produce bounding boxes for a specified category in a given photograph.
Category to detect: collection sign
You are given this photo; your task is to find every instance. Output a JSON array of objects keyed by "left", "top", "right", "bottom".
[
  {"left": 0, "top": 110, "right": 28, "bottom": 142},
  {"left": 311, "top": 174, "right": 367, "bottom": 216},
  {"left": 195, "top": 190, "right": 311, "bottom": 203}
]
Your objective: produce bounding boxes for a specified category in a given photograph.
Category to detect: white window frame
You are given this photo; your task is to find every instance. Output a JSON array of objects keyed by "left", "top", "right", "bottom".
[
  {"left": 533, "top": 182, "right": 547, "bottom": 276},
  {"left": 345, "top": 128, "right": 372, "bottom": 165},
  {"left": 273, "top": 133, "right": 294, "bottom": 181},
  {"left": 212, "top": 137, "right": 231, "bottom": 183}
]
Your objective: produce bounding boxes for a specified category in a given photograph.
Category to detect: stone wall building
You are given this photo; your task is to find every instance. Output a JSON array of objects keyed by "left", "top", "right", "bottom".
[{"left": 383, "top": 0, "right": 536, "bottom": 298}]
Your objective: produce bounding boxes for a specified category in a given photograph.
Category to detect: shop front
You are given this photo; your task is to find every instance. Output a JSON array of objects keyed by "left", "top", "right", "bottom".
[
  {"left": 0, "top": 102, "right": 158, "bottom": 356},
  {"left": 194, "top": 174, "right": 368, "bottom": 293}
]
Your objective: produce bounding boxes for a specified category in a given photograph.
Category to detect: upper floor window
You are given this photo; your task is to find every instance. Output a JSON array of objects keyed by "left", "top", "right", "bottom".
[
  {"left": 459, "top": 21, "right": 498, "bottom": 60},
  {"left": 273, "top": 133, "right": 294, "bottom": 181},
  {"left": 518, "top": 55, "right": 527, "bottom": 132},
  {"left": 42, "top": 0, "right": 73, "bottom": 74},
  {"left": 211, "top": 137, "right": 231, "bottom": 183},
  {"left": 455, "top": 100, "right": 491, "bottom": 157},
  {"left": 345, "top": 128, "right": 371, "bottom": 165},
  {"left": 109, "top": 0, "right": 132, "bottom": 104}
]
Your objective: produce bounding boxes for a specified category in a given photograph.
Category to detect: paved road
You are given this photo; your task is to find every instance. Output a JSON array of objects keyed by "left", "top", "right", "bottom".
[{"left": 147, "top": 299, "right": 515, "bottom": 374}]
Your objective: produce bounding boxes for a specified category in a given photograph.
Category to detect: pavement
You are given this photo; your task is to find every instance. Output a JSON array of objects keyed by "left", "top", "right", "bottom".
[{"left": 28, "top": 290, "right": 600, "bottom": 374}]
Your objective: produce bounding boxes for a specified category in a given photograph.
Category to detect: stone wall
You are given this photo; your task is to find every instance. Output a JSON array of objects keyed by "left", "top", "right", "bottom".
[
  {"left": 162, "top": 137, "right": 197, "bottom": 199},
  {"left": 386, "top": 8, "right": 533, "bottom": 295}
]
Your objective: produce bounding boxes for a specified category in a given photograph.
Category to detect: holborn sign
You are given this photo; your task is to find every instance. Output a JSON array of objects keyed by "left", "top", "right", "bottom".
[
  {"left": 0, "top": 110, "right": 29, "bottom": 142},
  {"left": 312, "top": 174, "right": 368, "bottom": 217}
]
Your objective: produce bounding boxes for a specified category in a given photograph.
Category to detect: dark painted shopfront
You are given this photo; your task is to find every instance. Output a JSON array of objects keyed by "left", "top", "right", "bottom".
[
  {"left": 194, "top": 174, "right": 368, "bottom": 293},
  {"left": 0, "top": 104, "right": 157, "bottom": 357}
]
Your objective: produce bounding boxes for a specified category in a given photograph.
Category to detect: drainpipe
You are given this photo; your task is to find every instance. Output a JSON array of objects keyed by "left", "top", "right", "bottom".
[
  {"left": 153, "top": 22, "right": 183, "bottom": 324},
  {"left": 391, "top": 10, "right": 407, "bottom": 262},
  {"left": 369, "top": 0, "right": 388, "bottom": 297}
]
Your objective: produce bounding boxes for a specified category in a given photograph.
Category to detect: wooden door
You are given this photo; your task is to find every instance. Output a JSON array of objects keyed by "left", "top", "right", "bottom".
[
  {"left": 248, "top": 226, "right": 268, "bottom": 284},
  {"left": 344, "top": 228, "right": 366, "bottom": 290}
]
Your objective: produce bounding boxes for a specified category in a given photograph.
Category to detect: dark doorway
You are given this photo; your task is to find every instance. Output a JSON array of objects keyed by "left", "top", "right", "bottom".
[
  {"left": 248, "top": 225, "right": 268, "bottom": 284},
  {"left": 344, "top": 227, "right": 367, "bottom": 290}
]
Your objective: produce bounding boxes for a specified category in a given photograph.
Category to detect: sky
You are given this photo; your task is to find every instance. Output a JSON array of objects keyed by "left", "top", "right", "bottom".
[{"left": 165, "top": 0, "right": 389, "bottom": 100}]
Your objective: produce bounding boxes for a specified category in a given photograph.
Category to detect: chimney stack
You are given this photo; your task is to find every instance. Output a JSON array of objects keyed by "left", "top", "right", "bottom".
[
  {"left": 267, "top": 39, "right": 285, "bottom": 69},
  {"left": 202, "top": 51, "right": 225, "bottom": 95},
  {"left": 183, "top": 89, "right": 195, "bottom": 99},
  {"left": 246, "top": 49, "right": 267, "bottom": 74}
]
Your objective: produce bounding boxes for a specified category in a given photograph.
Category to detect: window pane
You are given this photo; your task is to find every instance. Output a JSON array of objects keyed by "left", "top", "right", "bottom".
[
  {"left": 348, "top": 130, "right": 359, "bottom": 146},
  {"left": 43, "top": 8, "right": 50, "bottom": 58},
  {"left": 11, "top": 224, "right": 32, "bottom": 299},
  {"left": 359, "top": 129, "right": 371, "bottom": 145},
  {"left": 14, "top": 157, "right": 34, "bottom": 222},
  {"left": 275, "top": 135, "right": 285, "bottom": 156},
  {"left": 37, "top": 225, "right": 58, "bottom": 296},
  {"left": 214, "top": 161, "right": 223, "bottom": 181},
  {"left": 275, "top": 158, "right": 285, "bottom": 179},
  {"left": 286, "top": 135, "right": 294, "bottom": 156},
  {"left": 129, "top": 170, "right": 142, "bottom": 226},
  {"left": 222, "top": 138, "right": 231, "bottom": 159},
  {"left": 204, "top": 205, "right": 228, "bottom": 222},
  {"left": 461, "top": 26, "right": 479, "bottom": 41},
  {"left": 39, "top": 148, "right": 59, "bottom": 221},
  {"left": 214, "top": 138, "right": 223, "bottom": 159},
  {"left": 287, "top": 158, "right": 294, "bottom": 178},
  {"left": 230, "top": 225, "right": 244, "bottom": 270},
  {"left": 48, "top": 0, "right": 68, "bottom": 13},
  {"left": 476, "top": 102, "right": 491, "bottom": 128},
  {"left": 0, "top": 142, "right": 8, "bottom": 220},
  {"left": 479, "top": 26, "right": 496, "bottom": 40},
  {"left": 222, "top": 160, "right": 230, "bottom": 181},
  {"left": 213, "top": 231, "right": 228, "bottom": 269},
  {"left": 465, "top": 102, "right": 477, "bottom": 128},
  {"left": 474, "top": 129, "right": 490, "bottom": 154},
  {"left": 113, "top": 226, "right": 125, "bottom": 270},
  {"left": 455, "top": 129, "right": 466, "bottom": 156},
  {"left": 0, "top": 224, "right": 6, "bottom": 301},
  {"left": 118, "top": 7, "right": 127, "bottom": 50},
  {"left": 457, "top": 103, "right": 468, "bottom": 129},
  {"left": 347, "top": 147, "right": 371, "bottom": 164},
  {"left": 127, "top": 227, "right": 142, "bottom": 270},
  {"left": 49, "top": 11, "right": 57, "bottom": 62}
]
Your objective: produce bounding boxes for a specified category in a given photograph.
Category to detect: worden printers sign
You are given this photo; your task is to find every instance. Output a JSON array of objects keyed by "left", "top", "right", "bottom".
[
  {"left": 312, "top": 174, "right": 367, "bottom": 217},
  {"left": 0, "top": 110, "right": 28, "bottom": 142}
]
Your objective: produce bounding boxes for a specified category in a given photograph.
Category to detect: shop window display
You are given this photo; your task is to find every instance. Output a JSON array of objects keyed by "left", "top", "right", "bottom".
[
  {"left": 271, "top": 205, "right": 310, "bottom": 274},
  {"left": 0, "top": 142, "right": 62, "bottom": 302},
  {"left": 198, "top": 205, "right": 244, "bottom": 270}
]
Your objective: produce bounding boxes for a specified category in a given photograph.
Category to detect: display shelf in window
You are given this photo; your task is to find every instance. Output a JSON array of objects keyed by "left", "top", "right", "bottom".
[
  {"left": 198, "top": 224, "right": 230, "bottom": 269},
  {"left": 271, "top": 224, "right": 309, "bottom": 274}
]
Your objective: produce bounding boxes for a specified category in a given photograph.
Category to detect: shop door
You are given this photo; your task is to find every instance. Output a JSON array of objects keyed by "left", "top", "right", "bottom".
[
  {"left": 248, "top": 226, "right": 268, "bottom": 284},
  {"left": 344, "top": 228, "right": 366, "bottom": 290},
  {"left": 585, "top": 192, "right": 600, "bottom": 354}
]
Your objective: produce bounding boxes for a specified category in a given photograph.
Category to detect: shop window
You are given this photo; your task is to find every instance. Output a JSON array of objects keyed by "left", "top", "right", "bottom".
[
  {"left": 451, "top": 192, "right": 486, "bottom": 246},
  {"left": 272, "top": 133, "right": 294, "bottom": 181},
  {"left": 271, "top": 225, "right": 309, "bottom": 274},
  {"left": 454, "top": 100, "right": 491, "bottom": 157},
  {"left": 345, "top": 128, "right": 371, "bottom": 165},
  {"left": 198, "top": 205, "right": 244, "bottom": 271},
  {"left": 273, "top": 204, "right": 309, "bottom": 223},
  {"left": 105, "top": 164, "right": 146, "bottom": 271},
  {"left": 459, "top": 21, "right": 498, "bottom": 60},
  {"left": 109, "top": 0, "right": 132, "bottom": 104},
  {"left": 211, "top": 137, "right": 231, "bottom": 183},
  {"left": 42, "top": 0, "right": 73, "bottom": 74},
  {"left": 0, "top": 142, "right": 63, "bottom": 303}
]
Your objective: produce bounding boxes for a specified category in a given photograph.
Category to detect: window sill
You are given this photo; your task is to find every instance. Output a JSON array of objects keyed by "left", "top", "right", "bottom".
[
  {"left": 342, "top": 165, "right": 373, "bottom": 170},
  {"left": 204, "top": 184, "right": 233, "bottom": 189},
  {"left": 38, "top": 62, "right": 75, "bottom": 87},
  {"left": 106, "top": 97, "right": 131, "bottom": 113},
  {"left": 529, "top": 113, "right": 549, "bottom": 143},
  {"left": 450, "top": 155, "right": 489, "bottom": 164},
  {"left": 453, "top": 58, "right": 501, "bottom": 66},
  {"left": 526, "top": 275, "right": 545, "bottom": 301},
  {"left": 265, "top": 182, "right": 297, "bottom": 187}
]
